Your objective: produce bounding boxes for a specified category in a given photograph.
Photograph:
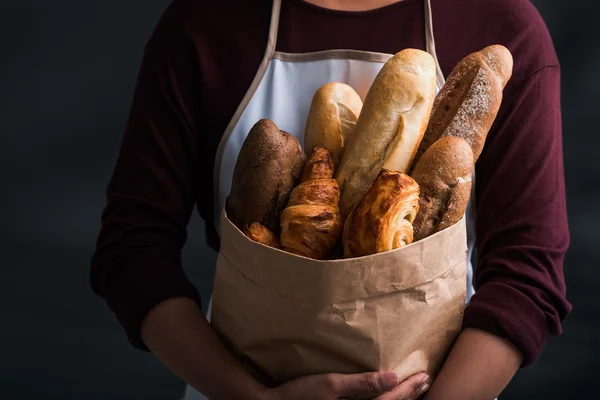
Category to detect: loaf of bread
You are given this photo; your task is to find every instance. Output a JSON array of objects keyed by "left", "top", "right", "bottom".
[
  {"left": 243, "top": 222, "right": 281, "bottom": 249},
  {"left": 336, "top": 49, "right": 437, "bottom": 219},
  {"left": 408, "top": 45, "right": 513, "bottom": 173},
  {"left": 227, "top": 119, "right": 306, "bottom": 233},
  {"left": 343, "top": 169, "right": 420, "bottom": 258},
  {"left": 280, "top": 147, "right": 342, "bottom": 260},
  {"left": 304, "top": 82, "right": 363, "bottom": 167},
  {"left": 411, "top": 137, "right": 474, "bottom": 241}
]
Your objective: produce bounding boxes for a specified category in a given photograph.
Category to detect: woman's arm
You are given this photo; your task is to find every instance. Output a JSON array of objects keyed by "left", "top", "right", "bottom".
[
  {"left": 141, "top": 298, "right": 269, "bottom": 400},
  {"left": 423, "top": 328, "right": 522, "bottom": 400},
  {"left": 457, "top": 64, "right": 571, "bottom": 367},
  {"left": 423, "top": 31, "right": 571, "bottom": 400}
]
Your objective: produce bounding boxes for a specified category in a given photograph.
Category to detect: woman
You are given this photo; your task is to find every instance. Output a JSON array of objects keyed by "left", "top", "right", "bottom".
[{"left": 90, "top": 0, "right": 571, "bottom": 399}]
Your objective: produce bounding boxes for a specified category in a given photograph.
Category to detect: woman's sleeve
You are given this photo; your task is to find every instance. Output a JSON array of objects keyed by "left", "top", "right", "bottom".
[
  {"left": 90, "top": 12, "right": 206, "bottom": 350},
  {"left": 462, "top": 65, "right": 572, "bottom": 366}
]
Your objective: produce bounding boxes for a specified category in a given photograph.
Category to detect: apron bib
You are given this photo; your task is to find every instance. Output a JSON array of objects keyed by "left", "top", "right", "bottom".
[{"left": 183, "top": 1, "right": 476, "bottom": 398}]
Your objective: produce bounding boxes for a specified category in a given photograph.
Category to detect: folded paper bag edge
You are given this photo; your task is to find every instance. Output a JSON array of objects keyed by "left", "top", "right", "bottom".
[
  {"left": 218, "top": 207, "right": 467, "bottom": 303},
  {"left": 211, "top": 249, "right": 468, "bottom": 383}
]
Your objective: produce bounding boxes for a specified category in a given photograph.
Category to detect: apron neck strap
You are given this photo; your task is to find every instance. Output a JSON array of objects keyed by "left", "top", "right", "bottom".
[
  {"left": 424, "top": 0, "right": 445, "bottom": 87},
  {"left": 270, "top": 1, "right": 444, "bottom": 86},
  {"left": 266, "top": 0, "right": 282, "bottom": 59}
]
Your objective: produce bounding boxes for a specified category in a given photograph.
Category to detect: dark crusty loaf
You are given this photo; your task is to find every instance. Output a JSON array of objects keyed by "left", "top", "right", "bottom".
[
  {"left": 411, "top": 136, "right": 474, "bottom": 241},
  {"left": 226, "top": 119, "right": 306, "bottom": 234},
  {"left": 408, "top": 45, "right": 513, "bottom": 174}
]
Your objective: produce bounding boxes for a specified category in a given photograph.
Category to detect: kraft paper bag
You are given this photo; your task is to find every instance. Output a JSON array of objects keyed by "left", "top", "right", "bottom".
[{"left": 211, "top": 208, "right": 468, "bottom": 384}]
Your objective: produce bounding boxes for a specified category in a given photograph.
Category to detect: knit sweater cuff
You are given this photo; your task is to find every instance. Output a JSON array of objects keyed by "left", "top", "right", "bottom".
[
  {"left": 462, "top": 281, "right": 550, "bottom": 367},
  {"left": 102, "top": 260, "right": 202, "bottom": 351}
]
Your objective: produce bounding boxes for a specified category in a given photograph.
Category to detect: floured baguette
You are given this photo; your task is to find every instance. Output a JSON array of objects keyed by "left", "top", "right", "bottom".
[
  {"left": 409, "top": 45, "right": 513, "bottom": 173},
  {"left": 336, "top": 49, "right": 437, "bottom": 219},
  {"left": 411, "top": 136, "right": 474, "bottom": 241},
  {"left": 304, "top": 82, "right": 363, "bottom": 167}
]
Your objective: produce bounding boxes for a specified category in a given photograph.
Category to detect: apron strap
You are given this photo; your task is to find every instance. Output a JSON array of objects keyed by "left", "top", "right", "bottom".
[
  {"left": 267, "top": 0, "right": 282, "bottom": 57},
  {"left": 212, "top": 0, "right": 282, "bottom": 231},
  {"left": 424, "top": 0, "right": 477, "bottom": 292},
  {"left": 424, "top": 0, "right": 445, "bottom": 87},
  {"left": 215, "top": 0, "right": 454, "bottom": 233}
]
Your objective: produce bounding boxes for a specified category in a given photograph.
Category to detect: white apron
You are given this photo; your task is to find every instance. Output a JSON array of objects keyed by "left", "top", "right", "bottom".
[{"left": 183, "top": 0, "right": 476, "bottom": 398}]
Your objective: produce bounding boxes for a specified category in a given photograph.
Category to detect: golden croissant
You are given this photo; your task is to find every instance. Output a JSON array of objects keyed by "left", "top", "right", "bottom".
[
  {"left": 243, "top": 222, "right": 281, "bottom": 249},
  {"left": 280, "top": 147, "right": 342, "bottom": 259},
  {"left": 343, "top": 169, "right": 420, "bottom": 258}
]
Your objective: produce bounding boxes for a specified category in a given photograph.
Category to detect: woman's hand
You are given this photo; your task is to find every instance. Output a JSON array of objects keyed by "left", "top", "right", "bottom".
[{"left": 264, "top": 370, "right": 430, "bottom": 400}]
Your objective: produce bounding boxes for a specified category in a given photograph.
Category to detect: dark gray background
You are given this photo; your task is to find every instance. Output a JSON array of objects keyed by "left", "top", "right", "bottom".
[{"left": 1, "top": 1, "right": 598, "bottom": 399}]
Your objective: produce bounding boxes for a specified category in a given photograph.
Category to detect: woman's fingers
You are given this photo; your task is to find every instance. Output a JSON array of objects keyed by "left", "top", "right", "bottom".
[
  {"left": 328, "top": 371, "right": 400, "bottom": 398},
  {"left": 269, "top": 370, "right": 399, "bottom": 400},
  {"left": 269, "top": 371, "right": 430, "bottom": 400},
  {"left": 372, "top": 372, "right": 430, "bottom": 400}
]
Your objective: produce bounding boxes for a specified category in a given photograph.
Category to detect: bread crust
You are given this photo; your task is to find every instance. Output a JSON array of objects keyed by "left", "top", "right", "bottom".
[
  {"left": 243, "top": 222, "right": 281, "bottom": 249},
  {"left": 411, "top": 137, "right": 474, "bottom": 241},
  {"left": 226, "top": 119, "right": 306, "bottom": 233},
  {"left": 336, "top": 49, "right": 437, "bottom": 220},
  {"left": 300, "top": 146, "right": 335, "bottom": 182},
  {"left": 304, "top": 82, "right": 363, "bottom": 167},
  {"left": 280, "top": 147, "right": 342, "bottom": 260},
  {"left": 409, "top": 45, "right": 513, "bottom": 173},
  {"left": 342, "top": 169, "right": 420, "bottom": 258}
]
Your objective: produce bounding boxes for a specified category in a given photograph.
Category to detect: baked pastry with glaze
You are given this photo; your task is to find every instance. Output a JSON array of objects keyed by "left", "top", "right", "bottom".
[
  {"left": 342, "top": 169, "right": 420, "bottom": 258},
  {"left": 243, "top": 222, "right": 281, "bottom": 249}
]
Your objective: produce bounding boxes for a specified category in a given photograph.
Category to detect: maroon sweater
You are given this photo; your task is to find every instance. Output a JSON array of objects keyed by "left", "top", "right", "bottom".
[{"left": 90, "top": 0, "right": 571, "bottom": 367}]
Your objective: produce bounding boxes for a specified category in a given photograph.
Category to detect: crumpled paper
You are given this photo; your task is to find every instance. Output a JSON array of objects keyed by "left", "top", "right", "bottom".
[{"left": 211, "top": 208, "right": 467, "bottom": 384}]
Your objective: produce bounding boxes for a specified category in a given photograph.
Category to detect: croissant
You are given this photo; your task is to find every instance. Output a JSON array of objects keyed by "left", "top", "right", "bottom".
[
  {"left": 300, "top": 147, "right": 335, "bottom": 182},
  {"left": 280, "top": 147, "right": 342, "bottom": 259},
  {"left": 342, "top": 169, "right": 420, "bottom": 258},
  {"left": 243, "top": 222, "right": 281, "bottom": 249}
]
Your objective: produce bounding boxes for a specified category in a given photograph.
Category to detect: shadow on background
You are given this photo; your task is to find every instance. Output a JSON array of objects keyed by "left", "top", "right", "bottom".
[{"left": 1, "top": 1, "right": 597, "bottom": 399}]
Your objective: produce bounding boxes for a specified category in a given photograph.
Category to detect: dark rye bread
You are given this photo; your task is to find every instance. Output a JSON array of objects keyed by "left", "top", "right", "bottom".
[
  {"left": 408, "top": 45, "right": 513, "bottom": 174},
  {"left": 226, "top": 119, "right": 306, "bottom": 234},
  {"left": 411, "top": 136, "right": 474, "bottom": 241}
]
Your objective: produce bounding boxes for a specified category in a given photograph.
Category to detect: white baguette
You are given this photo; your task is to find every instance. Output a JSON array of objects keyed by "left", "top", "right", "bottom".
[
  {"left": 304, "top": 82, "right": 363, "bottom": 167},
  {"left": 335, "top": 49, "right": 437, "bottom": 219}
]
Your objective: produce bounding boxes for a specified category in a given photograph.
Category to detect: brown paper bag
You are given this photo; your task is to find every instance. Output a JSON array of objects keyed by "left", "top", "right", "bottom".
[{"left": 211, "top": 208, "right": 467, "bottom": 384}]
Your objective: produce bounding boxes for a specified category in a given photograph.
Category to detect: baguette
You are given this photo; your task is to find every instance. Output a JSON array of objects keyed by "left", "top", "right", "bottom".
[
  {"left": 411, "top": 136, "right": 474, "bottom": 241},
  {"left": 304, "top": 82, "right": 363, "bottom": 166},
  {"left": 226, "top": 119, "right": 306, "bottom": 233},
  {"left": 336, "top": 49, "right": 437, "bottom": 219},
  {"left": 409, "top": 45, "right": 513, "bottom": 173}
]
